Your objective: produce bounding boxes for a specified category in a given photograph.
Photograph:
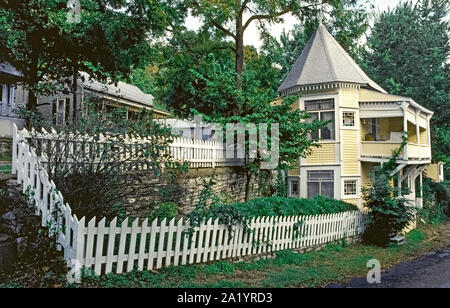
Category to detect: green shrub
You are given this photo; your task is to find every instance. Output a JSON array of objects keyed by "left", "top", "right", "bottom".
[
  {"left": 362, "top": 134, "right": 416, "bottom": 247},
  {"left": 419, "top": 177, "right": 448, "bottom": 224},
  {"left": 210, "top": 196, "right": 357, "bottom": 219},
  {"left": 187, "top": 195, "right": 357, "bottom": 233},
  {"left": 148, "top": 202, "right": 178, "bottom": 222}
]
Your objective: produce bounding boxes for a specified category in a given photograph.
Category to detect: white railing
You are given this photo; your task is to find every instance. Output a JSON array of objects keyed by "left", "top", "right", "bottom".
[
  {"left": 14, "top": 125, "right": 244, "bottom": 170},
  {"left": 12, "top": 124, "right": 367, "bottom": 281}
]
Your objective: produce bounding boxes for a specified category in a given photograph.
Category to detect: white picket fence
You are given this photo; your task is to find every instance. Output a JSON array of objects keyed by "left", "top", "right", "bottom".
[{"left": 12, "top": 124, "right": 367, "bottom": 281}]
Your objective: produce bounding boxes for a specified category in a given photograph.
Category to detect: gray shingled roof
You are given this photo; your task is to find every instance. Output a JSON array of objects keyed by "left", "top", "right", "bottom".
[
  {"left": 80, "top": 72, "right": 154, "bottom": 107},
  {"left": 278, "top": 24, "right": 386, "bottom": 94}
]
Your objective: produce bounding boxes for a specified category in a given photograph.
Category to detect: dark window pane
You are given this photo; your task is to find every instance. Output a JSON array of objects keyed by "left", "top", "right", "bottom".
[
  {"left": 290, "top": 180, "right": 299, "bottom": 196},
  {"left": 307, "top": 182, "right": 320, "bottom": 198},
  {"left": 320, "top": 112, "right": 335, "bottom": 140},
  {"left": 309, "top": 112, "right": 319, "bottom": 139},
  {"left": 321, "top": 182, "right": 334, "bottom": 198}
]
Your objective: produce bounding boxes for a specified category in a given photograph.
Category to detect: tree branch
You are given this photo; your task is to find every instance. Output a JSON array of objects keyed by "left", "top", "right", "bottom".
[
  {"left": 211, "top": 21, "right": 237, "bottom": 40},
  {"left": 242, "top": 8, "right": 291, "bottom": 31},
  {"left": 242, "top": 3, "right": 323, "bottom": 32}
]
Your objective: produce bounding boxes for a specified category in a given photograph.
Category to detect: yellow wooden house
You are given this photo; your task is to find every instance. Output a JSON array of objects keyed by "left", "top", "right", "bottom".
[{"left": 280, "top": 23, "right": 433, "bottom": 209}]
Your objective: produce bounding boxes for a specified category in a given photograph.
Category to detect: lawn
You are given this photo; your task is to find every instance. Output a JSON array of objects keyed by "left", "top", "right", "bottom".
[{"left": 72, "top": 222, "right": 449, "bottom": 288}]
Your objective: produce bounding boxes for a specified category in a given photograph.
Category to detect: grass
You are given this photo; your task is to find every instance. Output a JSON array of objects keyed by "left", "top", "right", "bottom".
[{"left": 70, "top": 222, "right": 449, "bottom": 288}]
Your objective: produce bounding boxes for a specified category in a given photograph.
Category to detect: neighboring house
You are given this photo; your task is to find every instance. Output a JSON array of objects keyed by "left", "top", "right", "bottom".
[
  {"left": 425, "top": 162, "right": 445, "bottom": 183},
  {"left": 157, "top": 118, "right": 217, "bottom": 140},
  {"left": 0, "top": 62, "right": 27, "bottom": 137},
  {"left": 280, "top": 24, "right": 433, "bottom": 209},
  {"left": 37, "top": 72, "right": 169, "bottom": 125}
]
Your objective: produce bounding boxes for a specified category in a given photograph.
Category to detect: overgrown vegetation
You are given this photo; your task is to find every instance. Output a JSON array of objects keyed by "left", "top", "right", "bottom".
[
  {"left": 362, "top": 134, "right": 416, "bottom": 247},
  {"left": 21, "top": 105, "right": 187, "bottom": 220},
  {"left": 187, "top": 194, "right": 358, "bottom": 234},
  {"left": 418, "top": 177, "right": 449, "bottom": 225}
]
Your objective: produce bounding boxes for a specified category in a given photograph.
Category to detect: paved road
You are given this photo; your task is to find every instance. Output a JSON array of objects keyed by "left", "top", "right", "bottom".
[{"left": 327, "top": 245, "right": 450, "bottom": 288}]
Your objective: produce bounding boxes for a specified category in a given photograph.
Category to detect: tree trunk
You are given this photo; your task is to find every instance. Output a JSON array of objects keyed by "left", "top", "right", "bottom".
[
  {"left": 26, "top": 56, "right": 39, "bottom": 128},
  {"left": 235, "top": 10, "right": 244, "bottom": 91},
  {"left": 244, "top": 169, "right": 252, "bottom": 202}
]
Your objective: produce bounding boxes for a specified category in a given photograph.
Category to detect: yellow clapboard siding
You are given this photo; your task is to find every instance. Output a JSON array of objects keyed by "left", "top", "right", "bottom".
[
  {"left": 344, "top": 198, "right": 359, "bottom": 206},
  {"left": 361, "top": 162, "right": 374, "bottom": 188},
  {"left": 419, "top": 128, "right": 428, "bottom": 145},
  {"left": 407, "top": 122, "right": 417, "bottom": 143},
  {"left": 341, "top": 89, "right": 358, "bottom": 108},
  {"left": 425, "top": 164, "right": 439, "bottom": 182},
  {"left": 342, "top": 130, "right": 359, "bottom": 175},
  {"left": 305, "top": 143, "right": 336, "bottom": 164},
  {"left": 358, "top": 88, "right": 405, "bottom": 102}
]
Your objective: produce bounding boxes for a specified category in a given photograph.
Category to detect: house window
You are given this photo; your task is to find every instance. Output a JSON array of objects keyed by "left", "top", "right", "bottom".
[
  {"left": 53, "top": 99, "right": 67, "bottom": 125},
  {"left": 363, "top": 118, "right": 379, "bottom": 141},
  {"left": 307, "top": 170, "right": 334, "bottom": 198},
  {"left": 289, "top": 178, "right": 300, "bottom": 197},
  {"left": 343, "top": 112, "right": 355, "bottom": 127},
  {"left": 0, "top": 84, "right": 15, "bottom": 113},
  {"left": 344, "top": 180, "right": 357, "bottom": 196},
  {"left": 305, "top": 99, "right": 335, "bottom": 141}
]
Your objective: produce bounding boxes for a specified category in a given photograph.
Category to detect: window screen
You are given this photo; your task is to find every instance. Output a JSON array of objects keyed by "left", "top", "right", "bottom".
[{"left": 307, "top": 170, "right": 334, "bottom": 199}]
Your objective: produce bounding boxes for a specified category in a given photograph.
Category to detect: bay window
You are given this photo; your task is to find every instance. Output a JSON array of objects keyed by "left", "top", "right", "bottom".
[{"left": 305, "top": 99, "right": 335, "bottom": 141}]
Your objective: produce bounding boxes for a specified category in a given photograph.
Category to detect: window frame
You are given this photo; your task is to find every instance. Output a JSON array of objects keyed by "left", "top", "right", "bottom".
[
  {"left": 288, "top": 177, "right": 300, "bottom": 198},
  {"left": 305, "top": 98, "right": 336, "bottom": 141},
  {"left": 306, "top": 170, "right": 335, "bottom": 198},
  {"left": 343, "top": 179, "right": 358, "bottom": 197},
  {"left": 342, "top": 112, "right": 355, "bottom": 127},
  {"left": 342, "top": 178, "right": 360, "bottom": 199},
  {"left": 53, "top": 98, "right": 66, "bottom": 125}
]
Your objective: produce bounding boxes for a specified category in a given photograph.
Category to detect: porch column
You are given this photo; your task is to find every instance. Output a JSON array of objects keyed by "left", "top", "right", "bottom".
[
  {"left": 415, "top": 111, "right": 420, "bottom": 146},
  {"left": 417, "top": 172, "right": 424, "bottom": 208},
  {"left": 402, "top": 101, "right": 408, "bottom": 160}
]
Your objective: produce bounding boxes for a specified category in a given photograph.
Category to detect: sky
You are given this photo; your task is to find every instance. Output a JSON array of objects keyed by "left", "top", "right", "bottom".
[{"left": 186, "top": 0, "right": 418, "bottom": 50}]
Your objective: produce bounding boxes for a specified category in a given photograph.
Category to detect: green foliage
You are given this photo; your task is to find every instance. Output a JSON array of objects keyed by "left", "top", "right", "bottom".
[
  {"left": 187, "top": 195, "right": 358, "bottom": 235},
  {"left": 362, "top": 135, "right": 416, "bottom": 246},
  {"left": 418, "top": 177, "right": 449, "bottom": 224},
  {"left": 0, "top": 0, "right": 173, "bottom": 110},
  {"left": 22, "top": 104, "right": 186, "bottom": 220},
  {"left": 363, "top": 0, "right": 450, "bottom": 178},
  {"left": 148, "top": 202, "right": 178, "bottom": 223}
]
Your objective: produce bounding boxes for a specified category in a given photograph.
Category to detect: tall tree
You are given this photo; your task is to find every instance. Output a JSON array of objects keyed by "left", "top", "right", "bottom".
[
  {"left": 362, "top": 0, "right": 450, "bottom": 175},
  {"left": 0, "top": 0, "right": 173, "bottom": 113},
  {"left": 188, "top": 0, "right": 360, "bottom": 91}
]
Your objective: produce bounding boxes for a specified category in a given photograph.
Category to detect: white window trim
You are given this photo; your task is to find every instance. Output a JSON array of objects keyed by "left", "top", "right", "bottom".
[
  {"left": 300, "top": 94, "right": 339, "bottom": 143},
  {"left": 342, "top": 111, "right": 356, "bottom": 128},
  {"left": 341, "top": 109, "right": 359, "bottom": 130},
  {"left": 341, "top": 178, "right": 360, "bottom": 199},
  {"left": 288, "top": 177, "right": 300, "bottom": 198},
  {"left": 55, "top": 98, "right": 66, "bottom": 125}
]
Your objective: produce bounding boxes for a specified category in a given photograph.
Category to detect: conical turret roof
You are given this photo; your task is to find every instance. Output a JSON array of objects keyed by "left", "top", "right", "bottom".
[{"left": 278, "top": 24, "right": 386, "bottom": 94}]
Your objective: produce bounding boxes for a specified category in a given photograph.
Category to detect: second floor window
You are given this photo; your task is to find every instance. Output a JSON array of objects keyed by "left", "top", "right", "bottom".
[
  {"left": 343, "top": 112, "right": 355, "bottom": 127},
  {"left": 305, "top": 99, "right": 335, "bottom": 141}
]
